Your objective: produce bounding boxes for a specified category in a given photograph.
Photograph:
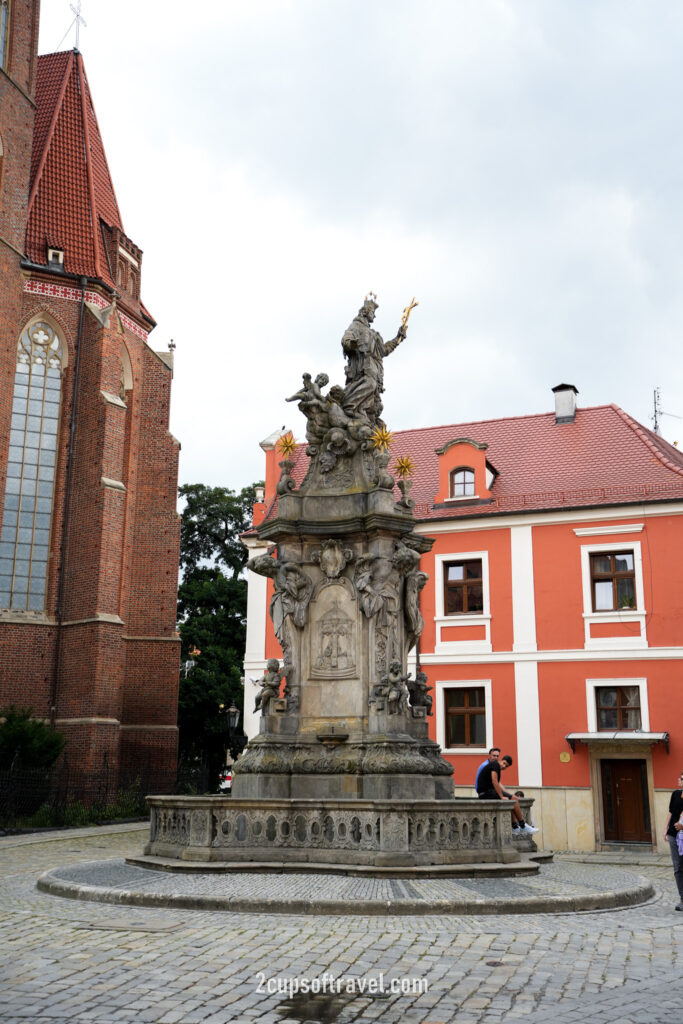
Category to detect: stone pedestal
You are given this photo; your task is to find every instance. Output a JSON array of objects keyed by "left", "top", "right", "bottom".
[{"left": 146, "top": 299, "right": 537, "bottom": 873}]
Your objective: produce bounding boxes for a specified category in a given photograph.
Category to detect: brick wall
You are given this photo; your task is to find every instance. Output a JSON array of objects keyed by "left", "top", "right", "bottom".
[{"left": 0, "top": 1, "right": 181, "bottom": 792}]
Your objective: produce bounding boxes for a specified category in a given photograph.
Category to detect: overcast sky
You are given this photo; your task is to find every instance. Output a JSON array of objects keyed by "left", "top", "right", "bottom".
[{"left": 39, "top": 1, "right": 683, "bottom": 490}]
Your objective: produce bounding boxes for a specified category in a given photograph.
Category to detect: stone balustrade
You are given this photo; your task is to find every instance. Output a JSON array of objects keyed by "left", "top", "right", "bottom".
[{"left": 145, "top": 796, "right": 535, "bottom": 868}]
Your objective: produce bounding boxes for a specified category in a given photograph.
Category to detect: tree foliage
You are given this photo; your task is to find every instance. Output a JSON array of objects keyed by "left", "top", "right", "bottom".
[
  {"left": 176, "top": 482, "right": 261, "bottom": 782},
  {"left": 0, "top": 706, "right": 66, "bottom": 769}
]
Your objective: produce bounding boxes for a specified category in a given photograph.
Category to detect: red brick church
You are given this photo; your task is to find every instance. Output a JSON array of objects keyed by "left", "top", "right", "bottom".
[{"left": 0, "top": 1, "right": 180, "bottom": 789}]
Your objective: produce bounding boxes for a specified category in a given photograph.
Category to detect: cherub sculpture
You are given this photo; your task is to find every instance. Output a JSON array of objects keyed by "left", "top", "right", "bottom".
[
  {"left": 254, "top": 658, "right": 284, "bottom": 715},
  {"left": 380, "top": 660, "right": 410, "bottom": 715},
  {"left": 407, "top": 670, "right": 433, "bottom": 716}
]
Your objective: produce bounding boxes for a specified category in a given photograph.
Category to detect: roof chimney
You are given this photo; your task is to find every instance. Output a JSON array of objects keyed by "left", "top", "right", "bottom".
[{"left": 552, "top": 383, "right": 578, "bottom": 424}]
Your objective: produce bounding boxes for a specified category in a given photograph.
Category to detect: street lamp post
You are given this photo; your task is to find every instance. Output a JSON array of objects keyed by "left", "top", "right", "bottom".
[{"left": 218, "top": 700, "right": 247, "bottom": 763}]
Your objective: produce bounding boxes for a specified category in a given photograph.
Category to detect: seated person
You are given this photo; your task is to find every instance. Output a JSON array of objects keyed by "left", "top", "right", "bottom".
[
  {"left": 474, "top": 747, "right": 500, "bottom": 790},
  {"left": 476, "top": 755, "right": 538, "bottom": 837}
]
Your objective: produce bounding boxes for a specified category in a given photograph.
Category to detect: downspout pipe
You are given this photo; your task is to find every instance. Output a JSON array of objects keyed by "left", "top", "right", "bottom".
[{"left": 50, "top": 275, "right": 87, "bottom": 726}]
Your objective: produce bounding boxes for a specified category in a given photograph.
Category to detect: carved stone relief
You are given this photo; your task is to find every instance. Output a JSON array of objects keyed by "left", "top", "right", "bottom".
[
  {"left": 309, "top": 583, "right": 357, "bottom": 679},
  {"left": 312, "top": 539, "right": 354, "bottom": 579}
]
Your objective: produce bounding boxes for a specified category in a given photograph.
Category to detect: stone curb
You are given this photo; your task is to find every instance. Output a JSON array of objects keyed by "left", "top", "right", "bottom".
[
  {"left": 124, "top": 853, "right": 543, "bottom": 878},
  {"left": 36, "top": 866, "right": 655, "bottom": 917},
  {"left": 0, "top": 822, "right": 148, "bottom": 848}
]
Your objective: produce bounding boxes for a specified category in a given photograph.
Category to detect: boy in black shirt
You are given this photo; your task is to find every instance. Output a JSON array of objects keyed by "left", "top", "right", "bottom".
[{"left": 476, "top": 755, "right": 538, "bottom": 837}]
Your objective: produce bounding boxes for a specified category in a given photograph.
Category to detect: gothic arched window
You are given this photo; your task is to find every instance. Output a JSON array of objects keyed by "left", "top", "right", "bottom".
[
  {"left": 0, "top": 319, "right": 64, "bottom": 611},
  {"left": 0, "top": 1, "right": 10, "bottom": 71}
]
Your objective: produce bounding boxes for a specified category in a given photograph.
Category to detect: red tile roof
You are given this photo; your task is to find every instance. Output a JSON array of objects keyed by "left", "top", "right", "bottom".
[
  {"left": 265, "top": 404, "right": 683, "bottom": 523},
  {"left": 26, "top": 51, "right": 123, "bottom": 286},
  {"left": 390, "top": 403, "right": 683, "bottom": 519}
]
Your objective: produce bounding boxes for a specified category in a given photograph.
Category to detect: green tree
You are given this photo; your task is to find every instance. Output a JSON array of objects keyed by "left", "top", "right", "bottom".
[
  {"left": 0, "top": 706, "right": 66, "bottom": 769},
  {"left": 177, "top": 482, "right": 261, "bottom": 785}
]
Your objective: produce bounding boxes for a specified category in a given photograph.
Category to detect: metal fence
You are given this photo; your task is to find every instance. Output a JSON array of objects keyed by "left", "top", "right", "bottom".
[{"left": 0, "top": 755, "right": 211, "bottom": 830}]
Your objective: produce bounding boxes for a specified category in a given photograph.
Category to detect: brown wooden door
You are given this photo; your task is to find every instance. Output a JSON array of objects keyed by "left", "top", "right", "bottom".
[{"left": 601, "top": 759, "right": 651, "bottom": 843}]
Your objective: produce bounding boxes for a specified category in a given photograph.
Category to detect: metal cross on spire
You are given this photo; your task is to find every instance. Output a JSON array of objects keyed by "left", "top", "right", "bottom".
[{"left": 57, "top": 1, "right": 87, "bottom": 51}]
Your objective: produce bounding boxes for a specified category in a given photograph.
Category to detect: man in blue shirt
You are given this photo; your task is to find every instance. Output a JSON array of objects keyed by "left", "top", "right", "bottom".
[{"left": 475, "top": 748, "right": 500, "bottom": 790}]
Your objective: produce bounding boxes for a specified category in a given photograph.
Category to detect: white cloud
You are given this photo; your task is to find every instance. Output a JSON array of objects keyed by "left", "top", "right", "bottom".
[{"left": 38, "top": 0, "right": 683, "bottom": 485}]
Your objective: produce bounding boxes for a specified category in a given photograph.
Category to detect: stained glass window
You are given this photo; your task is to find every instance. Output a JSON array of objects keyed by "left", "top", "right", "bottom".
[
  {"left": 0, "top": 321, "right": 63, "bottom": 611},
  {"left": 0, "top": 2, "right": 9, "bottom": 70}
]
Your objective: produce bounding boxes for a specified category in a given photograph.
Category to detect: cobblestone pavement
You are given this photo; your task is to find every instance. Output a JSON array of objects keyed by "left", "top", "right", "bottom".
[
  {"left": 0, "top": 824, "right": 680, "bottom": 1024},
  {"left": 37, "top": 854, "right": 653, "bottom": 916}
]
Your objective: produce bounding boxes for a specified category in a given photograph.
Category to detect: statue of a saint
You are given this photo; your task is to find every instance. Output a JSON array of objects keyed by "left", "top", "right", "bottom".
[
  {"left": 247, "top": 553, "right": 313, "bottom": 641},
  {"left": 341, "top": 296, "right": 406, "bottom": 425}
]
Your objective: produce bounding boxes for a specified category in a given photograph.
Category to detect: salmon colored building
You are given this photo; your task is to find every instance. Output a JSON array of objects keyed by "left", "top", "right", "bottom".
[
  {"left": 0, "top": 2, "right": 180, "bottom": 790},
  {"left": 244, "top": 386, "right": 683, "bottom": 852}
]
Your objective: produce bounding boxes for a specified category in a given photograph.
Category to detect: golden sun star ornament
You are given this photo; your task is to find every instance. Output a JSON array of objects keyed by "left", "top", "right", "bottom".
[
  {"left": 370, "top": 425, "right": 393, "bottom": 452},
  {"left": 394, "top": 455, "right": 415, "bottom": 479},
  {"left": 276, "top": 432, "right": 297, "bottom": 458}
]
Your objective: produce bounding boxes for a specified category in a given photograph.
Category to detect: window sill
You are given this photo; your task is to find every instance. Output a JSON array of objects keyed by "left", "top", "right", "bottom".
[
  {"left": 442, "top": 746, "right": 488, "bottom": 756},
  {"left": 583, "top": 610, "right": 644, "bottom": 621},
  {"left": 436, "top": 614, "right": 491, "bottom": 625}
]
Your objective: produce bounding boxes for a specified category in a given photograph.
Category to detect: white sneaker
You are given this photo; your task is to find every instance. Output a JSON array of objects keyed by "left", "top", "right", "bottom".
[{"left": 520, "top": 824, "right": 539, "bottom": 834}]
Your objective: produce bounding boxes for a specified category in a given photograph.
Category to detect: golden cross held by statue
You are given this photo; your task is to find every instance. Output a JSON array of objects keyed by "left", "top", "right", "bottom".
[{"left": 401, "top": 297, "right": 419, "bottom": 329}]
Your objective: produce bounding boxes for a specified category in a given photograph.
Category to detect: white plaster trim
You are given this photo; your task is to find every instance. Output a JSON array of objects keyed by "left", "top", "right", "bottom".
[
  {"left": 0, "top": 611, "right": 56, "bottom": 624},
  {"left": 101, "top": 476, "right": 126, "bottom": 492},
  {"left": 435, "top": 678, "right": 492, "bottom": 755},
  {"left": 443, "top": 495, "right": 480, "bottom": 503},
  {"left": 242, "top": 660, "right": 268, "bottom": 741},
  {"left": 510, "top": 524, "right": 537, "bottom": 653},
  {"left": 119, "top": 724, "right": 178, "bottom": 731},
  {"left": 100, "top": 389, "right": 127, "bottom": 409},
  {"left": 86, "top": 301, "right": 115, "bottom": 327},
  {"left": 260, "top": 427, "right": 290, "bottom": 451},
  {"left": 418, "top": 646, "right": 683, "bottom": 664},
  {"left": 244, "top": 547, "right": 270, "bottom": 664},
  {"left": 434, "top": 550, "right": 491, "bottom": 654},
  {"left": 514, "top": 662, "right": 542, "bottom": 786},
  {"left": 61, "top": 614, "right": 124, "bottom": 626},
  {"left": 54, "top": 717, "right": 120, "bottom": 726},
  {"left": 156, "top": 351, "right": 174, "bottom": 372},
  {"left": 580, "top": 541, "right": 646, "bottom": 649},
  {"left": 574, "top": 524, "right": 644, "bottom": 536},
  {"left": 414, "top": 502, "right": 683, "bottom": 534},
  {"left": 241, "top": 535, "right": 272, "bottom": 551},
  {"left": 122, "top": 635, "right": 180, "bottom": 642},
  {"left": 118, "top": 246, "right": 139, "bottom": 268},
  {"left": 585, "top": 677, "right": 650, "bottom": 732}
]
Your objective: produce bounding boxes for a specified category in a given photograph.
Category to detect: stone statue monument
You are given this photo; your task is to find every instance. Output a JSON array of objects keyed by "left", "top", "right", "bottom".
[{"left": 145, "top": 296, "right": 528, "bottom": 870}]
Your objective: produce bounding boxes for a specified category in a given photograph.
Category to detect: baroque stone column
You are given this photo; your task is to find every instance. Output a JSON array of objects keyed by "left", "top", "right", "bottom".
[{"left": 233, "top": 297, "right": 452, "bottom": 802}]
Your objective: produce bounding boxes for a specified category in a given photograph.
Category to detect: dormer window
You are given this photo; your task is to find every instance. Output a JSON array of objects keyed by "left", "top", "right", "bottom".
[
  {"left": 434, "top": 438, "right": 496, "bottom": 506},
  {"left": 47, "top": 248, "right": 64, "bottom": 270},
  {"left": 450, "top": 467, "right": 475, "bottom": 498}
]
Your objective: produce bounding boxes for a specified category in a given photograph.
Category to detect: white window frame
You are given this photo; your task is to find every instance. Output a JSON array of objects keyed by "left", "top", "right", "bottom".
[
  {"left": 435, "top": 678, "right": 493, "bottom": 755},
  {"left": 434, "top": 550, "right": 491, "bottom": 653},
  {"left": 585, "top": 677, "right": 650, "bottom": 732},
  {"left": 580, "top": 541, "right": 647, "bottom": 650}
]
